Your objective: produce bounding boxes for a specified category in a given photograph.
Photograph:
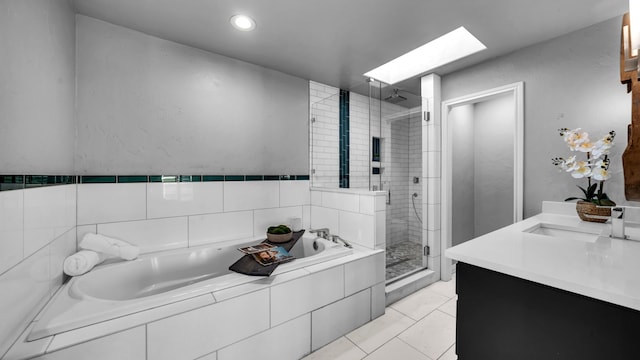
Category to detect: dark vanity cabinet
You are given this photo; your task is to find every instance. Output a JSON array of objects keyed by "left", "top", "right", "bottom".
[{"left": 455, "top": 262, "right": 640, "bottom": 360}]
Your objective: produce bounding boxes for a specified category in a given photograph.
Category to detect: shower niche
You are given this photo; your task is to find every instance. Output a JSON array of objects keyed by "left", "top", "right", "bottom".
[{"left": 310, "top": 80, "right": 427, "bottom": 283}]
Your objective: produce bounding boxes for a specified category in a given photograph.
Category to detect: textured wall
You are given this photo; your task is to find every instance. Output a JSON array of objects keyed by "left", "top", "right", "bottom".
[
  {"left": 76, "top": 15, "right": 309, "bottom": 175},
  {"left": 442, "top": 15, "right": 637, "bottom": 217},
  {"left": 0, "top": 0, "right": 76, "bottom": 174}
]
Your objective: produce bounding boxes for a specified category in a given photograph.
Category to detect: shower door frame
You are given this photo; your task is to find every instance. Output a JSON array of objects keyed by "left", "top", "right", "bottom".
[{"left": 440, "top": 82, "right": 524, "bottom": 281}]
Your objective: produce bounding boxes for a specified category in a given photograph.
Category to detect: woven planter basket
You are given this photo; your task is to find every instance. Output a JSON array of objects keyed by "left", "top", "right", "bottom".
[
  {"left": 266, "top": 232, "right": 293, "bottom": 243},
  {"left": 575, "top": 201, "right": 612, "bottom": 223}
]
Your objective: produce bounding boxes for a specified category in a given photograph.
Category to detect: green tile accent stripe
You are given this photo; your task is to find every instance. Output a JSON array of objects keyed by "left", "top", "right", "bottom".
[
  {"left": 118, "top": 176, "right": 148, "bottom": 183},
  {"left": 0, "top": 174, "right": 309, "bottom": 191}
]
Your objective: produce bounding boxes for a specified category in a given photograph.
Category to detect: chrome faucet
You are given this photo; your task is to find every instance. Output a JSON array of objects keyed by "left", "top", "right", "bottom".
[
  {"left": 331, "top": 234, "right": 353, "bottom": 248},
  {"left": 310, "top": 228, "right": 330, "bottom": 240},
  {"left": 610, "top": 207, "right": 627, "bottom": 239}
]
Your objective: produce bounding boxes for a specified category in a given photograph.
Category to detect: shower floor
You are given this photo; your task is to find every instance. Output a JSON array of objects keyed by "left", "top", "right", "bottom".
[{"left": 386, "top": 240, "right": 423, "bottom": 281}]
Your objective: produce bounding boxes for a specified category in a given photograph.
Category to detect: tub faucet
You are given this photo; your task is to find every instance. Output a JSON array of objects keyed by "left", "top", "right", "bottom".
[
  {"left": 310, "top": 228, "right": 330, "bottom": 240},
  {"left": 331, "top": 234, "right": 353, "bottom": 248},
  {"left": 610, "top": 207, "right": 627, "bottom": 239}
]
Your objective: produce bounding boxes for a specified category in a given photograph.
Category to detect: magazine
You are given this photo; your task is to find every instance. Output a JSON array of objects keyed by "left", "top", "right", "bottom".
[{"left": 238, "top": 244, "right": 295, "bottom": 266}]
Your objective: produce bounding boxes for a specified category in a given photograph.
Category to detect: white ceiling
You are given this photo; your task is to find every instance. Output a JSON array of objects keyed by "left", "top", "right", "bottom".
[{"left": 73, "top": 0, "right": 627, "bottom": 97}]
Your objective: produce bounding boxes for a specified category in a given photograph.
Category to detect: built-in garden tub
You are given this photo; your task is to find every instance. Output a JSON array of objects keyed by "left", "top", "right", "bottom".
[{"left": 8, "top": 232, "right": 385, "bottom": 360}]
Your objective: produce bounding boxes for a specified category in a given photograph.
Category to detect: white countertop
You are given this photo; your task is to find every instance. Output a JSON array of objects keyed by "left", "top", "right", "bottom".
[{"left": 445, "top": 204, "right": 640, "bottom": 311}]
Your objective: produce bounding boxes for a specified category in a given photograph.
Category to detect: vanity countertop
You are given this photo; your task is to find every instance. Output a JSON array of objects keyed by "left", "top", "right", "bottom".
[{"left": 445, "top": 206, "right": 640, "bottom": 311}]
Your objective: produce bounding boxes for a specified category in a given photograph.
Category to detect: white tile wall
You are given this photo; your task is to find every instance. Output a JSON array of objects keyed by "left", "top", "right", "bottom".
[
  {"left": 280, "top": 180, "right": 311, "bottom": 207},
  {"left": 253, "top": 206, "right": 303, "bottom": 237},
  {"left": 24, "top": 185, "right": 76, "bottom": 257},
  {"left": 147, "top": 182, "right": 223, "bottom": 219},
  {"left": 218, "top": 314, "right": 311, "bottom": 360},
  {"left": 309, "top": 205, "right": 339, "bottom": 233},
  {"left": 345, "top": 253, "right": 385, "bottom": 296},
  {"left": 188, "top": 211, "right": 254, "bottom": 247},
  {"left": 77, "top": 183, "right": 147, "bottom": 225},
  {"left": 223, "top": 181, "right": 279, "bottom": 212},
  {"left": 147, "top": 289, "right": 270, "bottom": 360},
  {"left": 0, "top": 245, "right": 53, "bottom": 356},
  {"left": 97, "top": 217, "right": 188, "bottom": 253},
  {"left": 271, "top": 265, "right": 344, "bottom": 326},
  {"left": 0, "top": 190, "right": 24, "bottom": 274},
  {"left": 48, "top": 229, "right": 76, "bottom": 297},
  {"left": 339, "top": 211, "right": 375, "bottom": 249},
  {"left": 311, "top": 289, "right": 372, "bottom": 351}
]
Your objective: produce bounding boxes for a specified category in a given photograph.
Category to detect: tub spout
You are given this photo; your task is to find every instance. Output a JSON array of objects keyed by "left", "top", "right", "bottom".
[{"left": 331, "top": 235, "right": 353, "bottom": 248}]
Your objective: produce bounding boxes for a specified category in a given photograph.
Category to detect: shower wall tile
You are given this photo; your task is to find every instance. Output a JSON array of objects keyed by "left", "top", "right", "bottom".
[
  {"left": 77, "top": 183, "right": 147, "bottom": 225},
  {"left": 0, "top": 189, "right": 24, "bottom": 275},
  {"left": 223, "top": 181, "right": 279, "bottom": 212},
  {"left": 427, "top": 204, "right": 441, "bottom": 232},
  {"left": 218, "top": 314, "right": 311, "bottom": 360},
  {"left": 147, "top": 182, "right": 223, "bottom": 219},
  {"left": 23, "top": 185, "right": 76, "bottom": 257},
  {"left": 427, "top": 177, "right": 441, "bottom": 205},
  {"left": 359, "top": 194, "right": 374, "bottom": 215},
  {"left": 188, "top": 211, "right": 254, "bottom": 247},
  {"left": 147, "top": 289, "right": 269, "bottom": 360},
  {"left": 425, "top": 151, "right": 441, "bottom": 179},
  {"left": 97, "top": 217, "right": 188, "bottom": 253},
  {"left": 279, "top": 180, "right": 310, "bottom": 207},
  {"left": 253, "top": 206, "right": 303, "bottom": 237}
]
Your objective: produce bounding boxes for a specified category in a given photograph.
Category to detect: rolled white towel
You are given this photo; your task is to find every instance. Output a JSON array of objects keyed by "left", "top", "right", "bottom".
[
  {"left": 80, "top": 233, "right": 140, "bottom": 260},
  {"left": 63, "top": 250, "right": 105, "bottom": 276}
]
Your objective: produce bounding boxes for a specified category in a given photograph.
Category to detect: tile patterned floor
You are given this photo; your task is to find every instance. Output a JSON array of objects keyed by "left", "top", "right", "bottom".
[
  {"left": 385, "top": 240, "right": 423, "bottom": 281},
  {"left": 302, "top": 275, "right": 457, "bottom": 360}
]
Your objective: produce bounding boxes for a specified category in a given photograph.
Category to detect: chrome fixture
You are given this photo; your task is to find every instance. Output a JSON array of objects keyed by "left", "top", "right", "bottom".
[
  {"left": 331, "top": 234, "right": 353, "bottom": 248},
  {"left": 610, "top": 207, "right": 628, "bottom": 239},
  {"left": 310, "top": 228, "right": 330, "bottom": 240}
]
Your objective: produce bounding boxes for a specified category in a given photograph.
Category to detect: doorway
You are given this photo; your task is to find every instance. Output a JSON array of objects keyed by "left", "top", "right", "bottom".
[{"left": 441, "top": 82, "right": 524, "bottom": 281}]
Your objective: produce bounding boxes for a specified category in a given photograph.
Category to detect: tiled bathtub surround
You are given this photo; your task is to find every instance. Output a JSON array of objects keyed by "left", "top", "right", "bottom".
[
  {"left": 0, "top": 185, "right": 76, "bottom": 356},
  {"left": 5, "top": 250, "right": 384, "bottom": 360}
]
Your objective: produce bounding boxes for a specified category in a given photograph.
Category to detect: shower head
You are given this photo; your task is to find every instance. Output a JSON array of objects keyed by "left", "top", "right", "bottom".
[{"left": 384, "top": 88, "right": 407, "bottom": 104}]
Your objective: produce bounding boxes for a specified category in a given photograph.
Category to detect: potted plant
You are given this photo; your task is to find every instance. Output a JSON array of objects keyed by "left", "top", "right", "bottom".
[{"left": 552, "top": 128, "right": 616, "bottom": 222}]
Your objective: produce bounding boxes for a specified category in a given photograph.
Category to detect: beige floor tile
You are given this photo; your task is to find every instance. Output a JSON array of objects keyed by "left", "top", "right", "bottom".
[
  {"left": 427, "top": 279, "right": 456, "bottom": 298},
  {"left": 398, "top": 310, "right": 456, "bottom": 360},
  {"left": 301, "top": 336, "right": 366, "bottom": 360},
  {"left": 438, "top": 297, "right": 457, "bottom": 317},
  {"left": 363, "top": 338, "right": 432, "bottom": 360},
  {"left": 390, "top": 287, "right": 450, "bottom": 321},
  {"left": 346, "top": 308, "right": 416, "bottom": 353},
  {"left": 438, "top": 344, "right": 457, "bottom": 360}
]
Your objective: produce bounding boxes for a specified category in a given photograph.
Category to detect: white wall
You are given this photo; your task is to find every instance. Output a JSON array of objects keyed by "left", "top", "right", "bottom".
[
  {"left": 474, "top": 95, "right": 514, "bottom": 236},
  {"left": 442, "top": 15, "right": 638, "bottom": 217},
  {"left": 76, "top": 15, "right": 309, "bottom": 175},
  {"left": 0, "top": 0, "right": 76, "bottom": 174},
  {"left": 451, "top": 105, "right": 475, "bottom": 247}
]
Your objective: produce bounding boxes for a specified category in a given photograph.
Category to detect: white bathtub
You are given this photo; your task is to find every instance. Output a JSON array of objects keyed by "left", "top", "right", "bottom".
[{"left": 28, "top": 233, "right": 352, "bottom": 341}]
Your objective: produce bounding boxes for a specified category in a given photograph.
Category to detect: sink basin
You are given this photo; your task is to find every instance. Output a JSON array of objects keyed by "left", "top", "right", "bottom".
[{"left": 523, "top": 223, "right": 602, "bottom": 243}]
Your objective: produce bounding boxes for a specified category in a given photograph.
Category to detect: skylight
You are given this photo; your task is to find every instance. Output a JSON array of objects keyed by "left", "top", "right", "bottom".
[{"left": 364, "top": 26, "right": 486, "bottom": 85}]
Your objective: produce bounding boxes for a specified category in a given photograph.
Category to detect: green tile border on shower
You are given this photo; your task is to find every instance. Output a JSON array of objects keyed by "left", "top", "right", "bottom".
[{"left": 0, "top": 174, "right": 311, "bottom": 191}]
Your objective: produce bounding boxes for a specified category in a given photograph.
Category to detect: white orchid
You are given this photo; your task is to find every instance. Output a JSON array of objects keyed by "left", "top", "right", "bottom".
[{"left": 553, "top": 128, "right": 616, "bottom": 206}]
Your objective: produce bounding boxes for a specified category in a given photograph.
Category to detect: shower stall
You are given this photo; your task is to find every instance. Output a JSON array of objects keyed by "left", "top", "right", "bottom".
[{"left": 310, "top": 80, "right": 427, "bottom": 283}]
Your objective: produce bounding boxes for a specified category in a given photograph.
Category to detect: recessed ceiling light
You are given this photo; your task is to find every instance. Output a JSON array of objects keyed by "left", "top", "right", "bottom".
[
  {"left": 230, "top": 14, "right": 256, "bottom": 31},
  {"left": 364, "top": 26, "right": 486, "bottom": 85}
]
